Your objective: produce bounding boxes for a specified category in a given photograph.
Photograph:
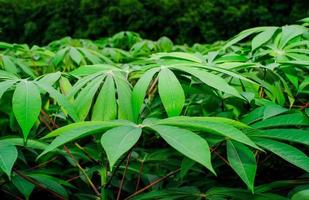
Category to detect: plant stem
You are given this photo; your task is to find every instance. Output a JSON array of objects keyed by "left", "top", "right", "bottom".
[
  {"left": 14, "top": 169, "right": 66, "bottom": 200},
  {"left": 135, "top": 161, "right": 144, "bottom": 191},
  {"left": 106, "top": 150, "right": 131, "bottom": 187},
  {"left": 63, "top": 145, "right": 101, "bottom": 196},
  {"left": 1, "top": 188, "right": 23, "bottom": 200},
  {"left": 116, "top": 151, "right": 132, "bottom": 200},
  {"left": 124, "top": 168, "right": 180, "bottom": 200}
]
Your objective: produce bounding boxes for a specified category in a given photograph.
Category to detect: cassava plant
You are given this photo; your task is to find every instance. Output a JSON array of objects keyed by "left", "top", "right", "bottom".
[{"left": 0, "top": 19, "right": 308, "bottom": 200}]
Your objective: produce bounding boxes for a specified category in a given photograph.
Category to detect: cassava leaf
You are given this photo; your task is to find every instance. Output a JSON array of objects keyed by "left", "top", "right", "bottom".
[
  {"left": 12, "top": 81, "right": 41, "bottom": 141},
  {"left": 101, "top": 126, "right": 142, "bottom": 170},
  {"left": 150, "top": 125, "right": 215, "bottom": 174},
  {"left": 158, "top": 68, "right": 185, "bottom": 117}
]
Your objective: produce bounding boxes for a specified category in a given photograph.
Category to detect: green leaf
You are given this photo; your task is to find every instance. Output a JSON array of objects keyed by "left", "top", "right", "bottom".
[
  {"left": 36, "top": 82, "right": 79, "bottom": 122},
  {"left": 74, "top": 76, "right": 104, "bottom": 121},
  {"left": 114, "top": 75, "right": 133, "bottom": 120},
  {"left": 68, "top": 72, "right": 102, "bottom": 98},
  {"left": 37, "top": 72, "right": 61, "bottom": 86},
  {"left": 132, "top": 68, "right": 159, "bottom": 122},
  {"left": 53, "top": 48, "right": 68, "bottom": 66},
  {"left": 2, "top": 56, "right": 17, "bottom": 74},
  {"left": 291, "top": 189, "right": 309, "bottom": 200},
  {"left": 70, "top": 48, "right": 83, "bottom": 65},
  {"left": 250, "top": 129, "right": 309, "bottom": 146},
  {"left": 0, "top": 144, "right": 18, "bottom": 179},
  {"left": 0, "top": 69, "right": 19, "bottom": 80},
  {"left": 262, "top": 104, "right": 288, "bottom": 120},
  {"left": 12, "top": 174, "right": 35, "bottom": 200},
  {"left": 251, "top": 113, "right": 309, "bottom": 129},
  {"left": 78, "top": 48, "right": 102, "bottom": 64},
  {"left": 152, "top": 52, "right": 203, "bottom": 63},
  {"left": 227, "top": 140, "right": 256, "bottom": 192},
  {"left": 278, "top": 25, "right": 305, "bottom": 48},
  {"left": 0, "top": 79, "right": 17, "bottom": 99},
  {"left": 15, "top": 60, "right": 36, "bottom": 78},
  {"left": 101, "top": 126, "right": 142, "bottom": 170},
  {"left": 150, "top": 125, "right": 215, "bottom": 174},
  {"left": 171, "top": 64, "right": 256, "bottom": 85},
  {"left": 70, "top": 64, "right": 118, "bottom": 76},
  {"left": 253, "top": 138, "right": 309, "bottom": 172},
  {"left": 223, "top": 27, "right": 272, "bottom": 49},
  {"left": 252, "top": 27, "right": 277, "bottom": 51},
  {"left": 180, "top": 158, "right": 195, "bottom": 179},
  {"left": 156, "top": 116, "right": 258, "bottom": 149},
  {"left": 158, "top": 68, "right": 185, "bottom": 117},
  {"left": 181, "top": 67, "right": 242, "bottom": 98},
  {"left": 28, "top": 173, "right": 68, "bottom": 198},
  {"left": 0, "top": 137, "right": 52, "bottom": 151},
  {"left": 13, "top": 81, "right": 41, "bottom": 141},
  {"left": 92, "top": 75, "right": 117, "bottom": 121}
]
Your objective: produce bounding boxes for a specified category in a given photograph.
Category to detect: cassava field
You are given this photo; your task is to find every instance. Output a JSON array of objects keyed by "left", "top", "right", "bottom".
[{"left": 0, "top": 18, "right": 309, "bottom": 200}]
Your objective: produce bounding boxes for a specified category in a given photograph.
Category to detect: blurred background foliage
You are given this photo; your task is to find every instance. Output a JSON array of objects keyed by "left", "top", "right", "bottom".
[{"left": 0, "top": 0, "right": 308, "bottom": 45}]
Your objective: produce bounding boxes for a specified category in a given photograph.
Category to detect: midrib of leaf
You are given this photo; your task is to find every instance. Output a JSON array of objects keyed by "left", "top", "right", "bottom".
[
  {"left": 25, "top": 82, "right": 29, "bottom": 128},
  {"left": 166, "top": 70, "right": 178, "bottom": 110}
]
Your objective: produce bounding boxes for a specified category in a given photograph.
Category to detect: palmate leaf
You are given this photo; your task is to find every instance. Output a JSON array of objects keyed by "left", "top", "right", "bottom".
[
  {"left": 69, "top": 69, "right": 134, "bottom": 121},
  {"left": 227, "top": 140, "right": 256, "bottom": 192},
  {"left": 12, "top": 80, "right": 41, "bottom": 141},
  {"left": 101, "top": 126, "right": 142, "bottom": 170},
  {"left": 150, "top": 124, "right": 215, "bottom": 174},
  {"left": 0, "top": 144, "right": 18, "bottom": 179},
  {"left": 133, "top": 53, "right": 250, "bottom": 119}
]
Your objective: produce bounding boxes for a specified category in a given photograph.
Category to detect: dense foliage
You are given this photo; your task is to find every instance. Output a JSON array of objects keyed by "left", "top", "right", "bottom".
[
  {"left": 1, "top": 0, "right": 309, "bottom": 45},
  {"left": 0, "top": 18, "right": 309, "bottom": 199}
]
